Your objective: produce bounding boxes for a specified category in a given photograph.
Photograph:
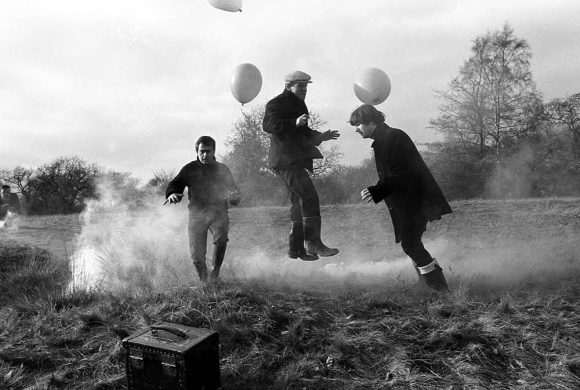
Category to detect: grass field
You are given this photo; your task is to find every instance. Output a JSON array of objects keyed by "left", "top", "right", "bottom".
[{"left": 1, "top": 198, "right": 579, "bottom": 389}]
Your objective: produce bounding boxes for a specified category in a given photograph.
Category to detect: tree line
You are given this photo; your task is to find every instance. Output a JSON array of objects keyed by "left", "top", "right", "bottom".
[
  {"left": 428, "top": 24, "right": 580, "bottom": 199},
  {"left": 2, "top": 24, "right": 578, "bottom": 215},
  {"left": 221, "top": 24, "right": 580, "bottom": 204}
]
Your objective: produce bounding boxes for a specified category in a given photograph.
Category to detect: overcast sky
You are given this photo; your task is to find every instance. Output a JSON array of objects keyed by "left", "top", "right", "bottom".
[{"left": 1, "top": 0, "right": 579, "bottom": 181}]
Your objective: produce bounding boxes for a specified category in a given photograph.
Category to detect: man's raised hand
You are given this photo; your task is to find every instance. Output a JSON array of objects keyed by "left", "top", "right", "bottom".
[{"left": 296, "top": 114, "right": 309, "bottom": 127}]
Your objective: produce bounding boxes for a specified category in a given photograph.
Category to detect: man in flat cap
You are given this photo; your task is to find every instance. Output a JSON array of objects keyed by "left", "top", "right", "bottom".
[{"left": 262, "top": 70, "right": 340, "bottom": 261}]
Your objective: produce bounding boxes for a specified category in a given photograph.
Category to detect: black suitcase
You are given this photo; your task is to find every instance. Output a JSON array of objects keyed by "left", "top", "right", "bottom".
[{"left": 122, "top": 322, "right": 220, "bottom": 390}]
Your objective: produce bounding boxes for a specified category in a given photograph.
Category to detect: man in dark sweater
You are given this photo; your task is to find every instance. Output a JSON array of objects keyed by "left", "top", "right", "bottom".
[
  {"left": 349, "top": 104, "right": 452, "bottom": 292},
  {"left": 263, "top": 70, "right": 340, "bottom": 261},
  {"left": 165, "top": 136, "right": 241, "bottom": 282}
]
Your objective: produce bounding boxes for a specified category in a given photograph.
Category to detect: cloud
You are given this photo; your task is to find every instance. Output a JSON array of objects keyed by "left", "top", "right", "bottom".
[{"left": 2, "top": 0, "right": 579, "bottom": 179}]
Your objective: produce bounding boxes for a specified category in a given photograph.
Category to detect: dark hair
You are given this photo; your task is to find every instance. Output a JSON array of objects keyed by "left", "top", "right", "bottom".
[
  {"left": 1, "top": 184, "right": 10, "bottom": 190},
  {"left": 349, "top": 104, "right": 385, "bottom": 126},
  {"left": 195, "top": 136, "right": 216, "bottom": 152}
]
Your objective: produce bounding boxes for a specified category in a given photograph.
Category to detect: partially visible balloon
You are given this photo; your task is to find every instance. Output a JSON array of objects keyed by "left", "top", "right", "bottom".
[
  {"left": 353, "top": 67, "right": 391, "bottom": 105},
  {"left": 207, "top": 0, "right": 242, "bottom": 12},
  {"left": 230, "top": 63, "right": 262, "bottom": 105}
]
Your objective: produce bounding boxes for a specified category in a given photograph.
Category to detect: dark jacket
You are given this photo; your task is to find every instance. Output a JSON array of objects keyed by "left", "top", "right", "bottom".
[
  {"left": 0, "top": 192, "right": 21, "bottom": 216},
  {"left": 367, "top": 124, "right": 452, "bottom": 242},
  {"left": 262, "top": 89, "right": 324, "bottom": 171},
  {"left": 165, "top": 159, "right": 240, "bottom": 210}
]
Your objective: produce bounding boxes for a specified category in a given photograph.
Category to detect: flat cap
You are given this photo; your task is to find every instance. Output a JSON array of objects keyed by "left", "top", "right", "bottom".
[{"left": 284, "top": 70, "right": 312, "bottom": 83}]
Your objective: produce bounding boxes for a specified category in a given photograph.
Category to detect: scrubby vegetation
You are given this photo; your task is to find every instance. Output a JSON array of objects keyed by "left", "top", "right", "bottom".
[
  {"left": 1, "top": 240, "right": 579, "bottom": 389},
  {"left": 1, "top": 198, "right": 579, "bottom": 389}
]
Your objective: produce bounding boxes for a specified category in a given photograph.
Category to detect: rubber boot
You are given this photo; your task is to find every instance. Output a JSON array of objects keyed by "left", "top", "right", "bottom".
[
  {"left": 210, "top": 243, "right": 227, "bottom": 281},
  {"left": 193, "top": 259, "right": 208, "bottom": 283},
  {"left": 411, "top": 261, "right": 423, "bottom": 282},
  {"left": 288, "top": 221, "right": 319, "bottom": 261},
  {"left": 418, "top": 259, "right": 449, "bottom": 292},
  {"left": 304, "top": 216, "right": 339, "bottom": 257}
]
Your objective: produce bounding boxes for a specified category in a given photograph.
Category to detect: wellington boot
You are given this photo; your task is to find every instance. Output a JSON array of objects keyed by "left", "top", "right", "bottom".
[
  {"left": 309, "top": 243, "right": 339, "bottom": 257},
  {"left": 412, "top": 263, "right": 425, "bottom": 287},
  {"left": 423, "top": 265, "right": 449, "bottom": 292},
  {"left": 303, "top": 216, "right": 339, "bottom": 257},
  {"left": 288, "top": 221, "right": 319, "bottom": 261},
  {"left": 288, "top": 247, "right": 319, "bottom": 261},
  {"left": 194, "top": 260, "right": 208, "bottom": 283},
  {"left": 210, "top": 243, "right": 227, "bottom": 281}
]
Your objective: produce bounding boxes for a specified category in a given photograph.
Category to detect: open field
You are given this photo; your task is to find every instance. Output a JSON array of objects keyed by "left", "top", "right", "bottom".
[{"left": 1, "top": 198, "right": 579, "bottom": 389}]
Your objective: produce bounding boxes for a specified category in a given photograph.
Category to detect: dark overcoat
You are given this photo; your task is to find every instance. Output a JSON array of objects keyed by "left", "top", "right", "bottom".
[
  {"left": 1, "top": 193, "right": 21, "bottom": 212},
  {"left": 367, "top": 124, "right": 452, "bottom": 242},
  {"left": 262, "top": 89, "right": 324, "bottom": 171}
]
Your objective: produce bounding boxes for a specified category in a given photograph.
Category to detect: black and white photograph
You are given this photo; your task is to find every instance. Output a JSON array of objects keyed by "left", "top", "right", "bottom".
[{"left": 1, "top": 1, "right": 579, "bottom": 388}]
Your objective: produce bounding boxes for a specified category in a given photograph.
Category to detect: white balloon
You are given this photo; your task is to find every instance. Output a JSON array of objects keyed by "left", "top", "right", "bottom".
[
  {"left": 230, "top": 63, "right": 262, "bottom": 105},
  {"left": 353, "top": 67, "right": 391, "bottom": 105},
  {"left": 207, "top": 0, "right": 242, "bottom": 12}
]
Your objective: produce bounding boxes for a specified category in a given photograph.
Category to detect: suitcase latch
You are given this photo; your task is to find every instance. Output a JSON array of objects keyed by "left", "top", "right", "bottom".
[
  {"left": 129, "top": 349, "right": 144, "bottom": 370},
  {"left": 161, "top": 356, "right": 177, "bottom": 377}
]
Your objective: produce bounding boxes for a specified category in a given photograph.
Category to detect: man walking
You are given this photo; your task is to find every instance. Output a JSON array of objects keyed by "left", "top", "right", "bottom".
[
  {"left": 263, "top": 70, "right": 340, "bottom": 261},
  {"left": 1, "top": 184, "right": 21, "bottom": 222},
  {"left": 166, "top": 136, "right": 241, "bottom": 282},
  {"left": 349, "top": 104, "right": 452, "bottom": 292}
]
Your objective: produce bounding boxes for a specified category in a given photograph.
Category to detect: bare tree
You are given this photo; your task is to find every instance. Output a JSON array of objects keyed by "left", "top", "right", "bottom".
[
  {"left": 430, "top": 24, "right": 543, "bottom": 197},
  {"left": 30, "top": 156, "right": 101, "bottom": 214},
  {"left": 147, "top": 169, "right": 176, "bottom": 195},
  {"left": 0, "top": 166, "right": 35, "bottom": 203},
  {"left": 431, "top": 24, "right": 542, "bottom": 161},
  {"left": 544, "top": 93, "right": 580, "bottom": 157},
  {"left": 222, "top": 105, "right": 270, "bottom": 182},
  {"left": 311, "top": 144, "right": 343, "bottom": 180}
]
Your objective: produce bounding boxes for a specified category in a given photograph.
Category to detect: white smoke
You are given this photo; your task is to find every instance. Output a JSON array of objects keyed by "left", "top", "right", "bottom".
[
  {"left": 68, "top": 176, "right": 580, "bottom": 294},
  {"left": 68, "top": 177, "right": 193, "bottom": 293},
  {"left": 0, "top": 211, "right": 20, "bottom": 230}
]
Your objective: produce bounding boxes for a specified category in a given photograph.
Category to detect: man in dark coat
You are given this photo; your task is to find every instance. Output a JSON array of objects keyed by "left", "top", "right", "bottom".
[
  {"left": 263, "top": 70, "right": 340, "bottom": 261},
  {"left": 349, "top": 104, "right": 452, "bottom": 292},
  {"left": 165, "top": 136, "right": 241, "bottom": 282},
  {"left": 1, "top": 184, "right": 21, "bottom": 221}
]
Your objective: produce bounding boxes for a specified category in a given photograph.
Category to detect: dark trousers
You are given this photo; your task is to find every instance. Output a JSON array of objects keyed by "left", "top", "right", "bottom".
[
  {"left": 187, "top": 207, "right": 229, "bottom": 265},
  {"left": 275, "top": 168, "right": 320, "bottom": 221},
  {"left": 400, "top": 218, "right": 433, "bottom": 267}
]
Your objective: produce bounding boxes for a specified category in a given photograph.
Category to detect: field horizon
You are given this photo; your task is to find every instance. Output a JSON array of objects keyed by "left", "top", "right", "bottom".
[{"left": 1, "top": 198, "right": 579, "bottom": 389}]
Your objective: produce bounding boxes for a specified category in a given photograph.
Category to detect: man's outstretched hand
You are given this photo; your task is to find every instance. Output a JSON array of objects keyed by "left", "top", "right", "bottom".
[
  {"left": 322, "top": 129, "right": 340, "bottom": 141},
  {"left": 166, "top": 193, "right": 183, "bottom": 204}
]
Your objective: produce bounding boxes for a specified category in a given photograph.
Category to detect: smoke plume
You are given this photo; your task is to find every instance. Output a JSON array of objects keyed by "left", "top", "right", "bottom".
[{"left": 69, "top": 177, "right": 580, "bottom": 294}]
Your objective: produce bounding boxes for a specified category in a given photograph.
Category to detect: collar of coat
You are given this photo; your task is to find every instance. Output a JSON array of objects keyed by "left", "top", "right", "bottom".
[
  {"left": 195, "top": 157, "right": 217, "bottom": 167},
  {"left": 280, "top": 89, "right": 308, "bottom": 110},
  {"left": 371, "top": 123, "right": 391, "bottom": 146}
]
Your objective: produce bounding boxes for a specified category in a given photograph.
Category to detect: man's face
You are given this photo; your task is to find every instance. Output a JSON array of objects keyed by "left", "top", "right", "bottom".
[
  {"left": 355, "top": 122, "right": 377, "bottom": 139},
  {"left": 1, "top": 189, "right": 9, "bottom": 197},
  {"left": 288, "top": 82, "right": 308, "bottom": 101},
  {"left": 197, "top": 143, "right": 215, "bottom": 164}
]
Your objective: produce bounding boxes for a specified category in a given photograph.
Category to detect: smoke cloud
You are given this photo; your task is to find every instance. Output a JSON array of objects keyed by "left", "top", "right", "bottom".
[{"left": 69, "top": 178, "right": 580, "bottom": 294}]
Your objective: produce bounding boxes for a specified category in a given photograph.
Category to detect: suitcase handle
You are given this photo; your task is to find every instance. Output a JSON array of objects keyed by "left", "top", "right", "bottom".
[{"left": 150, "top": 324, "right": 187, "bottom": 339}]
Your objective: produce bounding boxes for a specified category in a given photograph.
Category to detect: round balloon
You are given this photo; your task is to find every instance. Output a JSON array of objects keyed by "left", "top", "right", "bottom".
[
  {"left": 207, "top": 0, "right": 242, "bottom": 12},
  {"left": 353, "top": 67, "right": 391, "bottom": 105},
  {"left": 230, "top": 63, "right": 262, "bottom": 105}
]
